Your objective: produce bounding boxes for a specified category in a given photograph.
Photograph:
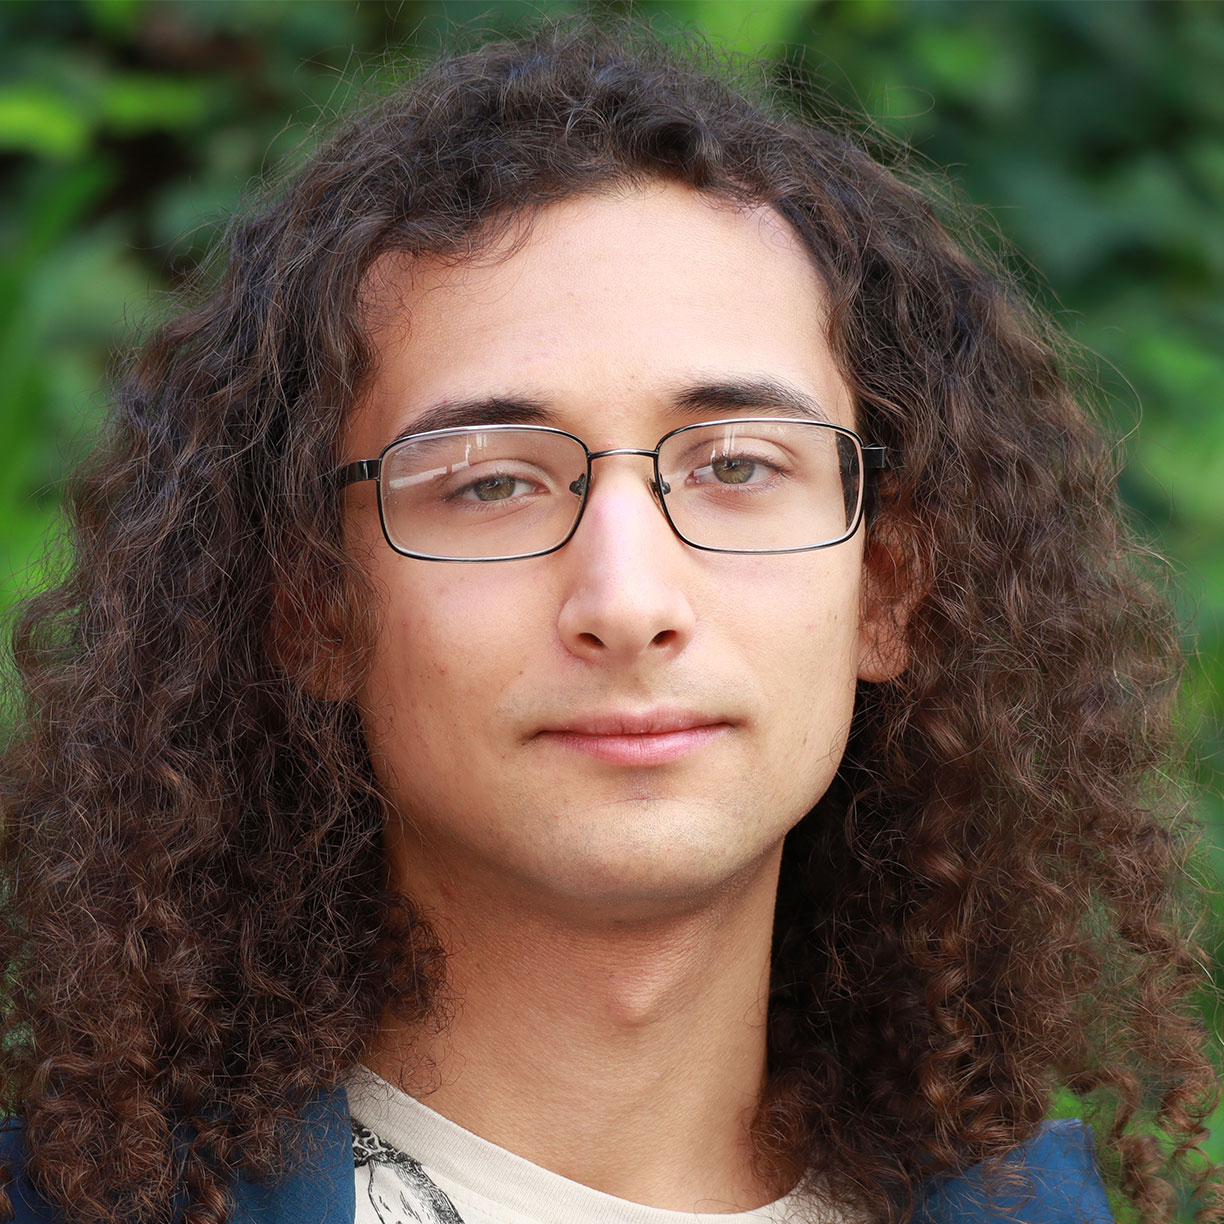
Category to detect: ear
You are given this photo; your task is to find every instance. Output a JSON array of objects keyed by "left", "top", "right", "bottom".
[{"left": 856, "top": 527, "right": 921, "bottom": 683}]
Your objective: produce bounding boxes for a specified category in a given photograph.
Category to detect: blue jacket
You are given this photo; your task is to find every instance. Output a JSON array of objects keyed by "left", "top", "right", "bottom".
[{"left": 0, "top": 1088, "right": 1113, "bottom": 1224}]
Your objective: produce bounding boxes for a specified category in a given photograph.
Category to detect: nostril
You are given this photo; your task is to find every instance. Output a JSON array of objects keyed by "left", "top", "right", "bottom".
[{"left": 651, "top": 629, "right": 675, "bottom": 647}]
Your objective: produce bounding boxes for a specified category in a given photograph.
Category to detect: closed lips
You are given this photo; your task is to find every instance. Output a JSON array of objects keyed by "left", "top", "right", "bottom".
[{"left": 538, "top": 710, "right": 729, "bottom": 736}]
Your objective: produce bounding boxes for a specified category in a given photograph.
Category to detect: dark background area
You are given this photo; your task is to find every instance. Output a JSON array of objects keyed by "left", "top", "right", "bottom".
[{"left": 1, "top": 0, "right": 1220, "bottom": 1177}]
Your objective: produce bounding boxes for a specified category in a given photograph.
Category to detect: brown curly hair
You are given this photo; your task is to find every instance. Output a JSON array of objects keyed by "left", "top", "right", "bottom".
[{"left": 2, "top": 23, "right": 1219, "bottom": 1224}]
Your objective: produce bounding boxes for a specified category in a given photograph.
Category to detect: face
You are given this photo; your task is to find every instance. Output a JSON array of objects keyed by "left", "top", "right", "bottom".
[{"left": 341, "top": 183, "right": 901, "bottom": 924}]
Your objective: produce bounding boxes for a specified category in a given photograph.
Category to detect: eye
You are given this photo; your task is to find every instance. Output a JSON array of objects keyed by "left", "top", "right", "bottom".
[
  {"left": 452, "top": 471, "right": 539, "bottom": 503},
  {"left": 689, "top": 451, "right": 783, "bottom": 487},
  {"left": 698, "top": 455, "right": 766, "bottom": 485}
]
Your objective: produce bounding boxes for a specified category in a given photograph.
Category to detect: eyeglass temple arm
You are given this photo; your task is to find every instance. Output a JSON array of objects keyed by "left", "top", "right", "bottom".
[
  {"left": 863, "top": 446, "right": 899, "bottom": 471},
  {"left": 335, "top": 459, "right": 380, "bottom": 489}
]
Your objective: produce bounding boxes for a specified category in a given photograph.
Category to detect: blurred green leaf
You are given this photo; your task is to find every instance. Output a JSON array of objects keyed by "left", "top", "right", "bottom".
[
  {"left": 0, "top": 86, "right": 89, "bottom": 158},
  {"left": 100, "top": 73, "right": 213, "bottom": 135},
  {"left": 82, "top": 0, "right": 150, "bottom": 38},
  {"left": 677, "top": 0, "right": 811, "bottom": 52}
]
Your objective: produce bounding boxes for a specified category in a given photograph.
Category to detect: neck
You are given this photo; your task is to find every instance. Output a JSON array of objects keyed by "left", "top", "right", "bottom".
[{"left": 366, "top": 846, "right": 785, "bottom": 1211}]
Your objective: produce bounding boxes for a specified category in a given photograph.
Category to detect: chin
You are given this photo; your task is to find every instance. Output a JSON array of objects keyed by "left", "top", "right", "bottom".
[{"left": 515, "top": 839, "right": 783, "bottom": 927}]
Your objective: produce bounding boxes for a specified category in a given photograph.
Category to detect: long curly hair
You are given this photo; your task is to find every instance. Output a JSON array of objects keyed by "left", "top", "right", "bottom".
[{"left": 2, "top": 24, "right": 1219, "bottom": 1224}]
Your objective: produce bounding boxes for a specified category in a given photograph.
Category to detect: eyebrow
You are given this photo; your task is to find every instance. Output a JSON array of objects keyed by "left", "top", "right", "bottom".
[
  {"left": 665, "top": 378, "right": 833, "bottom": 425},
  {"left": 391, "top": 376, "right": 833, "bottom": 441},
  {"left": 392, "top": 395, "right": 558, "bottom": 440}
]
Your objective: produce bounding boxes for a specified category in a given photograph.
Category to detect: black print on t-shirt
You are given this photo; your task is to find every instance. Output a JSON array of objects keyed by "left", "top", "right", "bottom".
[{"left": 352, "top": 1120, "right": 466, "bottom": 1224}]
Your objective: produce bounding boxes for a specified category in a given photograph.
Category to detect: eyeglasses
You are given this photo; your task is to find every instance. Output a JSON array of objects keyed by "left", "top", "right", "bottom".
[{"left": 335, "top": 418, "right": 893, "bottom": 562}]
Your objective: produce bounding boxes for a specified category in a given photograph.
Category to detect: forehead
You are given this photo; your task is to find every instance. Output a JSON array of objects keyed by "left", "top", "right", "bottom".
[{"left": 350, "top": 183, "right": 853, "bottom": 448}]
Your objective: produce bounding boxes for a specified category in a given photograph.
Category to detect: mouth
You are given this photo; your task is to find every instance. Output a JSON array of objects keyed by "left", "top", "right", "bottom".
[{"left": 533, "top": 709, "right": 733, "bottom": 766}]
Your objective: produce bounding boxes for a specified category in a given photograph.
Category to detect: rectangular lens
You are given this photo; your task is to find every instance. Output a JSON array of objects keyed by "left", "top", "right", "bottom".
[
  {"left": 658, "top": 420, "right": 861, "bottom": 551},
  {"left": 380, "top": 428, "right": 586, "bottom": 559}
]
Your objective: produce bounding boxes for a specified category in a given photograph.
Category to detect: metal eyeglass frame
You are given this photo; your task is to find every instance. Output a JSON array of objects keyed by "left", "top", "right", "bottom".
[{"left": 334, "top": 417, "right": 895, "bottom": 562}]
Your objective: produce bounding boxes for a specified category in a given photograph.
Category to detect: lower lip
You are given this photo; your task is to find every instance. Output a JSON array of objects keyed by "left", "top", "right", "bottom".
[{"left": 538, "top": 725, "right": 729, "bottom": 766}]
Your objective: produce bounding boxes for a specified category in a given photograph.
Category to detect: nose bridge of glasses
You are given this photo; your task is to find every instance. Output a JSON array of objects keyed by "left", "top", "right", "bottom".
[
  {"left": 586, "top": 446, "right": 659, "bottom": 461},
  {"left": 568, "top": 446, "right": 670, "bottom": 501}
]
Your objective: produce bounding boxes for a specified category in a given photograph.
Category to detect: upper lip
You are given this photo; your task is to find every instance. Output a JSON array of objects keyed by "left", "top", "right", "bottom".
[{"left": 538, "top": 709, "right": 730, "bottom": 737}]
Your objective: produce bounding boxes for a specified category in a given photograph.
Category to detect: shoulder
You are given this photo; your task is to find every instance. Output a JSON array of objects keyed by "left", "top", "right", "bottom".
[
  {"left": 0, "top": 1087, "right": 355, "bottom": 1224},
  {"left": 918, "top": 1119, "right": 1114, "bottom": 1224},
  {"left": 0, "top": 1119, "right": 60, "bottom": 1224},
  {"left": 228, "top": 1085, "right": 355, "bottom": 1224}
]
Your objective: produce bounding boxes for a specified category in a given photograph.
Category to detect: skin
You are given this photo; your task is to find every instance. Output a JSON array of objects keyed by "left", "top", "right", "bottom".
[{"left": 341, "top": 183, "right": 904, "bottom": 1211}]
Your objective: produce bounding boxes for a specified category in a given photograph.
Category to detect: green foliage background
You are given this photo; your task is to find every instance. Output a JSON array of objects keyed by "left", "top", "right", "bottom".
[{"left": 2, "top": 0, "right": 1221, "bottom": 1188}]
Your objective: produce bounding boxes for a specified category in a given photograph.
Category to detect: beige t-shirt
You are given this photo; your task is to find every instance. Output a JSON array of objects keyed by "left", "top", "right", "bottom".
[{"left": 347, "top": 1069, "right": 819, "bottom": 1224}]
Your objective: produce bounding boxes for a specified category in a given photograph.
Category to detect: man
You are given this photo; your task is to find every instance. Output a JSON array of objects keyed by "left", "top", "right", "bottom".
[{"left": 1, "top": 25, "right": 1218, "bottom": 1224}]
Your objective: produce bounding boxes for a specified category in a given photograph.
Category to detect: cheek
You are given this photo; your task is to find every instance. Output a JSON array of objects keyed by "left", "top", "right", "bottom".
[
  {"left": 721, "top": 552, "right": 864, "bottom": 652},
  {"left": 368, "top": 566, "right": 541, "bottom": 715},
  {"left": 729, "top": 556, "right": 863, "bottom": 726}
]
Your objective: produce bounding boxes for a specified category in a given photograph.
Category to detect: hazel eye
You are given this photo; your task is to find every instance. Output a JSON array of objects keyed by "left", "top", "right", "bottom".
[
  {"left": 708, "top": 456, "right": 761, "bottom": 484},
  {"left": 461, "top": 473, "right": 532, "bottom": 502},
  {"left": 690, "top": 452, "right": 781, "bottom": 487}
]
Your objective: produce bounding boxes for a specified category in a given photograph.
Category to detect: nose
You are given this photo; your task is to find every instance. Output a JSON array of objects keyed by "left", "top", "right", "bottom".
[{"left": 556, "top": 458, "right": 697, "bottom": 665}]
